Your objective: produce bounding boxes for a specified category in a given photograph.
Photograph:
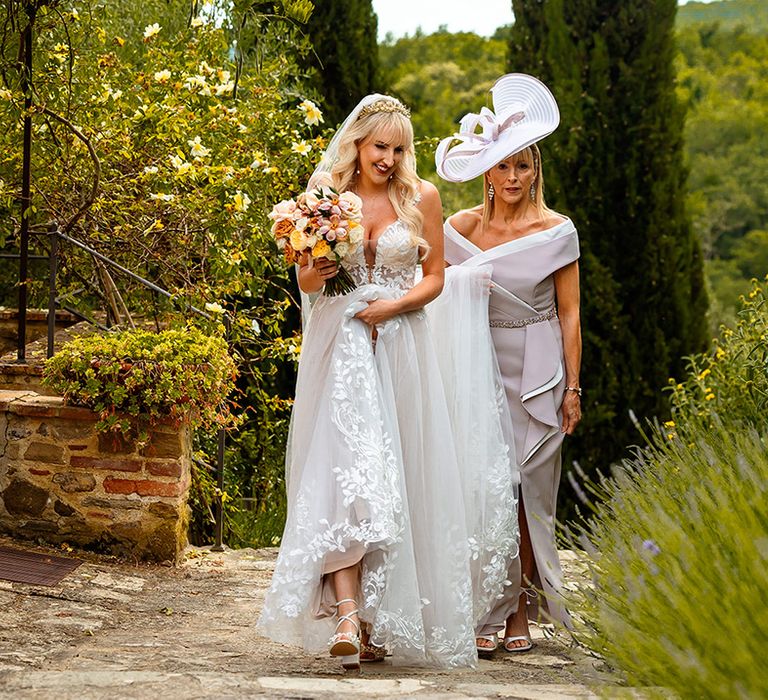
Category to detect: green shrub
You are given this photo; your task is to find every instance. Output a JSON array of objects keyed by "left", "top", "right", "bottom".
[
  {"left": 667, "top": 276, "right": 768, "bottom": 431},
  {"left": 43, "top": 327, "right": 237, "bottom": 442},
  {"left": 570, "top": 278, "right": 768, "bottom": 698}
]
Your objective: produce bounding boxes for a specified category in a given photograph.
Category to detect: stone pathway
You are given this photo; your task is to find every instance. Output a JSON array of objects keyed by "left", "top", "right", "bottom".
[{"left": 0, "top": 537, "right": 621, "bottom": 699}]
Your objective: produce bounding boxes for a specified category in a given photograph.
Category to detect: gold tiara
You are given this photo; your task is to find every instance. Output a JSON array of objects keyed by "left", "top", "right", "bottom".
[{"left": 357, "top": 99, "right": 411, "bottom": 120}]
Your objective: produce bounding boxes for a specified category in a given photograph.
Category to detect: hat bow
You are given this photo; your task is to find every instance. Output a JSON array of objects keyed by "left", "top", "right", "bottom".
[{"left": 454, "top": 107, "right": 526, "bottom": 151}]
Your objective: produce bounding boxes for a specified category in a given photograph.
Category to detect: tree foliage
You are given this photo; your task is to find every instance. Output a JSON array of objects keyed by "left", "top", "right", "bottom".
[
  {"left": 676, "top": 18, "right": 768, "bottom": 325},
  {"left": 297, "top": 0, "right": 379, "bottom": 126},
  {"left": 508, "top": 0, "right": 709, "bottom": 494},
  {"left": 380, "top": 28, "right": 510, "bottom": 213}
]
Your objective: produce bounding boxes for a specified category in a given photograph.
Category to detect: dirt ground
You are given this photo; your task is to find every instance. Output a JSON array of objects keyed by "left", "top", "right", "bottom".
[{"left": 0, "top": 535, "right": 623, "bottom": 699}]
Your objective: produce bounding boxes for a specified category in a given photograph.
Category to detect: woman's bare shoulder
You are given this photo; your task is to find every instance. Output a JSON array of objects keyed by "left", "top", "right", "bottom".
[
  {"left": 446, "top": 206, "right": 483, "bottom": 238},
  {"left": 416, "top": 179, "right": 442, "bottom": 217},
  {"left": 543, "top": 210, "right": 569, "bottom": 228}
]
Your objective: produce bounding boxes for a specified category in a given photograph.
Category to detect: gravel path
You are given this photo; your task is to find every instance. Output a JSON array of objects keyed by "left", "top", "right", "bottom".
[{"left": 0, "top": 537, "right": 621, "bottom": 699}]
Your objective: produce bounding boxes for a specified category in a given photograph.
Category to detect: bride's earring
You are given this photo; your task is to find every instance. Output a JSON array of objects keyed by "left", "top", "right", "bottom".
[{"left": 487, "top": 182, "right": 495, "bottom": 201}]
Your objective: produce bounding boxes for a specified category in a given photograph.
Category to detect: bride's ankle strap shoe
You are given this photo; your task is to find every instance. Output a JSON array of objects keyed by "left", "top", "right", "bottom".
[{"left": 329, "top": 599, "right": 361, "bottom": 670}]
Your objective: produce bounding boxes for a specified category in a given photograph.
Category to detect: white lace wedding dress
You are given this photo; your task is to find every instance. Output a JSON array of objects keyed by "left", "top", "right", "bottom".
[{"left": 257, "top": 220, "right": 518, "bottom": 668}]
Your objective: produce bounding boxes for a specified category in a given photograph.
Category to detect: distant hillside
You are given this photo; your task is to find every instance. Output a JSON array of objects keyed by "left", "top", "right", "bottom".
[{"left": 678, "top": 0, "right": 768, "bottom": 31}]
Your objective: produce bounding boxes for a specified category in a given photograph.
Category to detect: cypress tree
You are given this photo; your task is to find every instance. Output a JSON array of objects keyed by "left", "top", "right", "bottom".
[
  {"left": 300, "top": 0, "right": 379, "bottom": 124},
  {"left": 508, "top": 0, "right": 708, "bottom": 491}
]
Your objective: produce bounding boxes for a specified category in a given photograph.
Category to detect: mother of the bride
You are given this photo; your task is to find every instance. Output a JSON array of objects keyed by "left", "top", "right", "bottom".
[{"left": 436, "top": 73, "right": 582, "bottom": 653}]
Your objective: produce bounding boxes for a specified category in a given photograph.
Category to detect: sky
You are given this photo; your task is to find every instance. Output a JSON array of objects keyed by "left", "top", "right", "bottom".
[
  {"left": 373, "top": 0, "right": 512, "bottom": 40},
  {"left": 372, "top": 0, "right": 718, "bottom": 41}
]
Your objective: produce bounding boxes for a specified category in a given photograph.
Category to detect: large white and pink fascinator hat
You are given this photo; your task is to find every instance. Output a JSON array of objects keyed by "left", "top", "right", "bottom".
[{"left": 435, "top": 73, "right": 560, "bottom": 183}]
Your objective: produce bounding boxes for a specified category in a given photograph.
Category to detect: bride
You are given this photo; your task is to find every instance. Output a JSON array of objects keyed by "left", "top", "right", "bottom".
[{"left": 257, "top": 94, "right": 518, "bottom": 669}]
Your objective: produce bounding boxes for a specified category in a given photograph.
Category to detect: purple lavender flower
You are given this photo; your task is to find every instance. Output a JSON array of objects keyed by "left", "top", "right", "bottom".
[{"left": 642, "top": 539, "right": 661, "bottom": 556}]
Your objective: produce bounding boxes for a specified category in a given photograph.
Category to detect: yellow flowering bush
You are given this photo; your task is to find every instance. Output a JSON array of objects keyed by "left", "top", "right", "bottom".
[
  {"left": 1, "top": 0, "right": 321, "bottom": 546},
  {"left": 667, "top": 277, "right": 768, "bottom": 429}
]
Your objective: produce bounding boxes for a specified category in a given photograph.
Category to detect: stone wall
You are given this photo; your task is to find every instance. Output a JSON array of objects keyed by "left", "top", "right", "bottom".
[
  {"left": 0, "top": 390, "right": 191, "bottom": 563},
  {"left": 0, "top": 308, "right": 79, "bottom": 355}
]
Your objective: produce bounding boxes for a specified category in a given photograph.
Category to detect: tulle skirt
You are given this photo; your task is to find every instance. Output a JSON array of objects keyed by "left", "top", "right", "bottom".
[{"left": 258, "top": 269, "right": 518, "bottom": 668}]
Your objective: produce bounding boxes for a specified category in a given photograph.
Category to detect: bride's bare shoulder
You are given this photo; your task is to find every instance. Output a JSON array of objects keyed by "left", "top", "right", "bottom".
[{"left": 446, "top": 207, "right": 483, "bottom": 238}]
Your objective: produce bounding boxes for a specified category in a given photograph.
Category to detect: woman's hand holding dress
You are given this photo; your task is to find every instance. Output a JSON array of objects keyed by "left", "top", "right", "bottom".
[{"left": 354, "top": 180, "right": 445, "bottom": 326}]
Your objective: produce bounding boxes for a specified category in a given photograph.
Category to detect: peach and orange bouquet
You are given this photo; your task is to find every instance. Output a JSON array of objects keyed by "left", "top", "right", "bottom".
[{"left": 269, "top": 185, "right": 364, "bottom": 296}]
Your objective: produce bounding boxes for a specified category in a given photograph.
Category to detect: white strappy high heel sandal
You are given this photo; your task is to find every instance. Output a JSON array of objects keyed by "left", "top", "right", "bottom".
[{"left": 328, "top": 598, "right": 361, "bottom": 670}]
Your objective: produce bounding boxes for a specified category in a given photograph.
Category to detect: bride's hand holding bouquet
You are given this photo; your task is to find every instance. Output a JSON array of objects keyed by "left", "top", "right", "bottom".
[{"left": 269, "top": 184, "right": 364, "bottom": 296}]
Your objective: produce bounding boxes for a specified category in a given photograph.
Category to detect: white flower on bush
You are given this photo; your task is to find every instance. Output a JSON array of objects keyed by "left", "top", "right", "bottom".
[
  {"left": 299, "top": 100, "right": 323, "bottom": 126},
  {"left": 170, "top": 155, "right": 193, "bottom": 175},
  {"left": 250, "top": 156, "right": 266, "bottom": 170},
  {"left": 149, "top": 192, "right": 175, "bottom": 202},
  {"left": 198, "top": 61, "right": 214, "bottom": 76},
  {"left": 143, "top": 23, "right": 161, "bottom": 41},
  {"left": 291, "top": 140, "right": 312, "bottom": 156},
  {"left": 251, "top": 319, "right": 260, "bottom": 335},
  {"left": 184, "top": 74, "right": 212, "bottom": 96},
  {"left": 232, "top": 191, "right": 251, "bottom": 213},
  {"left": 108, "top": 88, "right": 122, "bottom": 101},
  {"left": 205, "top": 302, "right": 224, "bottom": 314},
  {"left": 154, "top": 69, "right": 172, "bottom": 83},
  {"left": 142, "top": 165, "right": 159, "bottom": 175},
  {"left": 217, "top": 69, "right": 231, "bottom": 83},
  {"left": 191, "top": 16, "right": 205, "bottom": 28},
  {"left": 214, "top": 81, "right": 234, "bottom": 97},
  {"left": 188, "top": 136, "right": 211, "bottom": 158}
]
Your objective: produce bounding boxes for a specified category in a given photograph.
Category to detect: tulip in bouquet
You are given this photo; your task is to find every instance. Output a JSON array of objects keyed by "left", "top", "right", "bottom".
[{"left": 269, "top": 185, "right": 364, "bottom": 296}]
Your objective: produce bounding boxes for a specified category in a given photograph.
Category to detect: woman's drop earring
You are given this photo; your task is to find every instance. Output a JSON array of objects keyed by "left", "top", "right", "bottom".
[
  {"left": 529, "top": 182, "right": 536, "bottom": 200},
  {"left": 487, "top": 182, "right": 495, "bottom": 201}
]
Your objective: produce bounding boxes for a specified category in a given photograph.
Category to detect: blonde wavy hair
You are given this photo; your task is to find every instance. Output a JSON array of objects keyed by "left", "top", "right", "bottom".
[
  {"left": 328, "top": 107, "right": 428, "bottom": 255},
  {"left": 482, "top": 143, "right": 553, "bottom": 231}
]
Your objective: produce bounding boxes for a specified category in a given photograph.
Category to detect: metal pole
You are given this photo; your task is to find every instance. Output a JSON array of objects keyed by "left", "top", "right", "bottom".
[
  {"left": 211, "top": 313, "right": 231, "bottom": 552},
  {"left": 55, "top": 231, "right": 212, "bottom": 321},
  {"left": 211, "top": 425, "right": 226, "bottom": 552},
  {"left": 16, "top": 4, "right": 35, "bottom": 363},
  {"left": 47, "top": 224, "right": 59, "bottom": 358}
]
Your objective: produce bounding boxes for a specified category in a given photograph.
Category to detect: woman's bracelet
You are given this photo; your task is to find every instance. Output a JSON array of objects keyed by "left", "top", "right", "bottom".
[{"left": 565, "top": 385, "right": 582, "bottom": 397}]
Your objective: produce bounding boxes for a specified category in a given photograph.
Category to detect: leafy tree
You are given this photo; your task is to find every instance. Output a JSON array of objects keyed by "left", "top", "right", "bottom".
[
  {"left": 677, "top": 0, "right": 768, "bottom": 31},
  {"left": 508, "top": 0, "right": 709, "bottom": 494},
  {"left": 676, "top": 20, "right": 768, "bottom": 325},
  {"left": 297, "top": 0, "right": 379, "bottom": 125},
  {"left": 380, "top": 29, "right": 509, "bottom": 213}
]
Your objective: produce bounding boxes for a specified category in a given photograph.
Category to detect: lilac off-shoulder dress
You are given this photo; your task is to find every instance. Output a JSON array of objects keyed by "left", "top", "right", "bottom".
[{"left": 444, "top": 216, "right": 580, "bottom": 631}]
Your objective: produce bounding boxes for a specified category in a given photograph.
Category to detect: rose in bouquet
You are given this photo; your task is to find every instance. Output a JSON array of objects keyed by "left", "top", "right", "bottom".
[{"left": 269, "top": 185, "right": 364, "bottom": 296}]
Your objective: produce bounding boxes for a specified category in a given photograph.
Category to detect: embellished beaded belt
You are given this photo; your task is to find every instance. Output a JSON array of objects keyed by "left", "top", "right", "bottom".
[{"left": 489, "top": 307, "right": 557, "bottom": 329}]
